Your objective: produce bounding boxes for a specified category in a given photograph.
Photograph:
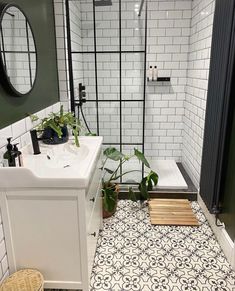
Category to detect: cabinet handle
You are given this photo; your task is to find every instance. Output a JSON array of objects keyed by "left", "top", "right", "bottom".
[
  {"left": 90, "top": 197, "right": 95, "bottom": 203},
  {"left": 90, "top": 232, "right": 96, "bottom": 237}
]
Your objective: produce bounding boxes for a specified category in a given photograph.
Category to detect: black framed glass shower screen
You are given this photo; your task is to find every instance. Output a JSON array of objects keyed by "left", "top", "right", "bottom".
[{"left": 66, "top": 0, "right": 148, "bottom": 181}]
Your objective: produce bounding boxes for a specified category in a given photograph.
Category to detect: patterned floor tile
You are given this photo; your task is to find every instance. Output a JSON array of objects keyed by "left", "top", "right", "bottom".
[{"left": 90, "top": 200, "right": 235, "bottom": 291}]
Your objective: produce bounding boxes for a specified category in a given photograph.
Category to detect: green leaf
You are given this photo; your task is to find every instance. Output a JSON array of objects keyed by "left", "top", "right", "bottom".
[
  {"left": 128, "top": 187, "right": 137, "bottom": 202},
  {"left": 29, "top": 114, "right": 39, "bottom": 122},
  {"left": 145, "top": 171, "right": 158, "bottom": 191},
  {"left": 134, "top": 148, "right": 150, "bottom": 168},
  {"left": 60, "top": 105, "right": 64, "bottom": 117},
  {"left": 72, "top": 128, "right": 80, "bottom": 147},
  {"left": 47, "top": 119, "right": 63, "bottom": 137},
  {"left": 104, "top": 168, "right": 114, "bottom": 174},
  {"left": 103, "top": 188, "right": 117, "bottom": 212},
  {"left": 103, "top": 147, "right": 124, "bottom": 161},
  {"left": 138, "top": 177, "right": 149, "bottom": 200}
]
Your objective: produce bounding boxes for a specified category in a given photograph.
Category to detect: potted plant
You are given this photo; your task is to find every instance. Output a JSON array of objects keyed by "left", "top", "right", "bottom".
[
  {"left": 30, "top": 105, "right": 81, "bottom": 147},
  {"left": 101, "top": 147, "right": 158, "bottom": 218}
]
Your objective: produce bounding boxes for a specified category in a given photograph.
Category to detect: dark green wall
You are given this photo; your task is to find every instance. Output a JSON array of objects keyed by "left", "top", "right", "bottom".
[
  {"left": 220, "top": 109, "right": 235, "bottom": 241},
  {"left": 0, "top": 0, "right": 59, "bottom": 129}
]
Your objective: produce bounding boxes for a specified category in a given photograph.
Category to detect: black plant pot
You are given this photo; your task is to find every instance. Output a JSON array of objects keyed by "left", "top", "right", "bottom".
[{"left": 42, "top": 126, "right": 69, "bottom": 145}]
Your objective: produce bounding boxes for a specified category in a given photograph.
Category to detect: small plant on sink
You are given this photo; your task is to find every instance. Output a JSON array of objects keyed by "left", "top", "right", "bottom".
[
  {"left": 101, "top": 147, "right": 159, "bottom": 218},
  {"left": 30, "top": 105, "right": 81, "bottom": 147}
]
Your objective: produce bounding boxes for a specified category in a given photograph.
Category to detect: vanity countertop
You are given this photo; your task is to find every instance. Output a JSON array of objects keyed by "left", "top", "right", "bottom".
[{"left": 0, "top": 136, "right": 103, "bottom": 189}]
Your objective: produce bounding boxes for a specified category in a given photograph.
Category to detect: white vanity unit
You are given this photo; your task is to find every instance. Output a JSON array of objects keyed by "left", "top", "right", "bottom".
[{"left": 0, "top": 136, "right": 103, "bottom": 291}]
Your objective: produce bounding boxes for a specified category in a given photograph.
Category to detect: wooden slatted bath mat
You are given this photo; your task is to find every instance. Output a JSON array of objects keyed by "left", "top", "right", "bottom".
[{"left": 148, "top": 199, "right": 199, "bottom": 226}]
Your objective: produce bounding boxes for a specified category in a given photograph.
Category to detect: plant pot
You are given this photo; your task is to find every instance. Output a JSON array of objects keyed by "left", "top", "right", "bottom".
[
  {"left": 102, "top": 184, "right": 119, "bottom": 219},
  {"left": 42, "top": 126, "right": 69, "bottom": 145}
]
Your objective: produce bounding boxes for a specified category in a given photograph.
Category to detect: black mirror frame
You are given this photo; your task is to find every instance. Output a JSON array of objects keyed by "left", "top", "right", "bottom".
[{"left": 0, "top": 2, "right": 38, "bottom": 97}]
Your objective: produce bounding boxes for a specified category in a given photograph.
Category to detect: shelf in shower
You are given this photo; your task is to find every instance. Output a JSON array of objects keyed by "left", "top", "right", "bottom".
[{"left": 147, "top": 77, "right": 171, "bottom": 82}]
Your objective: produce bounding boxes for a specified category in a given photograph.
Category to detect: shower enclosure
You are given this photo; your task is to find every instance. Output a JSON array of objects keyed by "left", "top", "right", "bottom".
[{"left": 66, "top": 0, "right": 148, "bottom": 182}]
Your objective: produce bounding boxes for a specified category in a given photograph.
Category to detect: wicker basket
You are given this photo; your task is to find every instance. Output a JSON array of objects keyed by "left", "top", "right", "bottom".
[{"left": 0, "top": 269, "right": 44, "bottom": 291}]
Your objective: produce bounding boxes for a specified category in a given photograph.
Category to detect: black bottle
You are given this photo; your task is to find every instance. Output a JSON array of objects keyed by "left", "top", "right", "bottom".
[
  {"left": 3, "top": 138, "right": 15, "bottom": 167},
  {"left": 13, "top": 143, "right": 23, "bottom": 167}
]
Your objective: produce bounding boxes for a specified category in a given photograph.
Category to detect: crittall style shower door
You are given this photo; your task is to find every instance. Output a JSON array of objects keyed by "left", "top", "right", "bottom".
[{"left": 66, "top": 0, "right": 148, "bottom": 182}]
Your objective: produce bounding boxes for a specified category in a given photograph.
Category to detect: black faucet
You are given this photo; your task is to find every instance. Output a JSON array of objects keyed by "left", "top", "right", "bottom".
[{"left": 30, "top": 129, "right": 47, "bottom": 155}]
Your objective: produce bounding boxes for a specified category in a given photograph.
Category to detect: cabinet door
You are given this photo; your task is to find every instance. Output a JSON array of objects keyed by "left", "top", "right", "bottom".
[{"left": 87, "top": 182, "right": 102, "bottom": 277}]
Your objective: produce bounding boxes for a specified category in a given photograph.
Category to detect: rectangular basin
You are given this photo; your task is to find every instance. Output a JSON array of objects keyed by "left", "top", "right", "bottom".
[{"left": 0, "top": 136, "right": 103, "bottom": 189}]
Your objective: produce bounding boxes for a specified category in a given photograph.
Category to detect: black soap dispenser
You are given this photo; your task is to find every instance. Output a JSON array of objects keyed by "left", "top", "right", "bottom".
[
  {"left": 3, "top": 138, "right": 15, "bottom": 167},
  {"left": 13, "top": 143, "right": 23, "bottom": 167}
]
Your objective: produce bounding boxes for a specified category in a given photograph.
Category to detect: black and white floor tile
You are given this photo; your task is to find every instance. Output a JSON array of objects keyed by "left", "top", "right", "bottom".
[{"left": 90, "top": 200, "right": 235, "bottom": 291}]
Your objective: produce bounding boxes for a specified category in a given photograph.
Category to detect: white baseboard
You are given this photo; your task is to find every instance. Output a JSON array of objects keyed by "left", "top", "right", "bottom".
[{"left": 198, "top": 195, "right": 235, "bottom": 270}]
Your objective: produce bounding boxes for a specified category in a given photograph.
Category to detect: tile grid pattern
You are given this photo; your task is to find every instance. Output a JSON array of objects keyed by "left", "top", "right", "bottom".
[
  {"left": 90, "top": 200, "right": 235, "bottom": 291},
  {"left": 78, "top": 0, "right": 192, "bottom": 160},
  {"left": 182, "top": 0, "right": 215, "bottom": 188},
  {"left": 146, "top": 0, "right": 191, "bottom": 160}
]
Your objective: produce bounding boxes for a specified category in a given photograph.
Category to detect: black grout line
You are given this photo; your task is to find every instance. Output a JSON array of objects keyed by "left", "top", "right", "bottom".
[
  {"left": 92, "top": 0, "right": 100, "bottom": 136},
  {"left": 142, "top": 0, "right": 148, "bottom": 178}
]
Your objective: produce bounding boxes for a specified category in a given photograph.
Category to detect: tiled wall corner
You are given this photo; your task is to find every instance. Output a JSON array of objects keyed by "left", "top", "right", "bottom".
[{"left": 182, "top": 0, "right": 215, "bottom": 188}]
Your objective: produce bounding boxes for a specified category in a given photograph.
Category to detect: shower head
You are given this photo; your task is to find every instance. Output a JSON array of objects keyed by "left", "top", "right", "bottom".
[{"left": 95, "top": 0, "right": 112, "bottom": 6}]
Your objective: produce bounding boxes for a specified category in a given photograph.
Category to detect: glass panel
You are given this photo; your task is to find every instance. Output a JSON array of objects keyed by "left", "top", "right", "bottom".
[
  {"left": 95, "top": 0, "right": 119, "bottom": 51},
  {"left": 121, "top": 0, "right": 146, "bottom": 51},
  {"left": 80, "top": 0, "right": 94, "bottom": 52},
  {"left": 72, "top": 53, "right": 84, "bottom": 99},
  {"left": 102, "top": 144, "right": 121, "bottom": 183},
  {"left": 122, "top": 52, "right": 144, "bottom": 100},
  {"left": 99, "top": 101, "right": 120, "bottom": 144},
  {"left": 69, "top": 0, "right": 84, "bottom": 52},
  {"left": 122, "top": 101, "right": 143, "bottom": 144},
  {"left": 97, "top": 53, "right": 119, "bottom": 100},
  {"left": 76, "top": 53, "right": 96, "bottom": 101},
  {"left": 80, "top": 101, "right": 98, "bottom": 135},
  {"left": 122, "top": 144, "right": 143, "bottom": 183}
]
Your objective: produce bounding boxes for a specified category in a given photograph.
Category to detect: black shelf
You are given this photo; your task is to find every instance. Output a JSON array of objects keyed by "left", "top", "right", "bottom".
[{"left": 147, "top": 77, "right": 171, "bottom": 82}]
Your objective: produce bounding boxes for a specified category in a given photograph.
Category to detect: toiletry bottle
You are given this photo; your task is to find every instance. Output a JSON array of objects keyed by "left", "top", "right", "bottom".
[
  {"left": 153, "top": 66, "right": 158, "bottom": 81},
  {"left": 3, "top": 137, "right": 15, "bottom": 167},
  {"left": 148, "top": 66, "right": 153, "bottom": 81},
  {"left": 13, "top": 143, "right": 23, "bottom": 167}
]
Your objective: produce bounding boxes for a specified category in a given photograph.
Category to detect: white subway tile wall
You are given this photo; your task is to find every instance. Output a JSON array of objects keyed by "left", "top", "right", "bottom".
[
  {"left": 182, "top": 0, "right": 215, "bottom": 188},
  {"left": 0, "top": 102, "right": 60, "bottom": 282},
  {"left": 55, "top": 0, "right": 215, "bottom": 181},
  {"left": 78, "top": 0, "right": 193, "bottom": 151},
  {"left": 145, "top": 0, "right": 192, "bottom": 160}
]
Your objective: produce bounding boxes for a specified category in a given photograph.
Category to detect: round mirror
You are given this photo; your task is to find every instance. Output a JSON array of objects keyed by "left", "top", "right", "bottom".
[{"left": 0, "top": 4, "right": 37, "bottom": 96}]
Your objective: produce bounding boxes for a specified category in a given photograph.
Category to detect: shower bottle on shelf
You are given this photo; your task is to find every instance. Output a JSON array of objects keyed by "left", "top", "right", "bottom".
[
  {"left": 153, "top": 66, "right": 158, "bottom": 81},
  {"left": 147, "top": 66, "right": 153, "bottom": 81}
]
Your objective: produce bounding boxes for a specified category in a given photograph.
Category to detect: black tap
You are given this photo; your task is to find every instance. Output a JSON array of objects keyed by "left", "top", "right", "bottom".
[{"left": 30, "top": 129, "right": 47, "bottom": 155}]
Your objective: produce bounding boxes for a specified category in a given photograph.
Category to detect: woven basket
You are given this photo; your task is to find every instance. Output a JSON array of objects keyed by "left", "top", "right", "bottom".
[{"left": 0, "top": 269, "right": 44, "bottom": 291}]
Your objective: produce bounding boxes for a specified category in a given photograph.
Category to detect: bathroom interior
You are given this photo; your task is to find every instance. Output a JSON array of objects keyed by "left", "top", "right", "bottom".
[{"left": 0, "top": 0, "right": 235, "bottom": 290}]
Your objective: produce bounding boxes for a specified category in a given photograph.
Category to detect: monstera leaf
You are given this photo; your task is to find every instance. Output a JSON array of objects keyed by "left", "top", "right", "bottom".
[
  {"left": 104, "top": 147, "right": 124, "bottom": 161},
  {"left": 134, "top": 148, "right": 150, "bottom": 168}
]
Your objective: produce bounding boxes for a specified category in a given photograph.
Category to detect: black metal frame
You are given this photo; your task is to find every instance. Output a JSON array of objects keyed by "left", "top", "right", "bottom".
[
  {"left": 0, "top": 3, "right": 38, "bottom": 97},
  {"left": 66, "top": 0, "right": 148, "bottom": 179}
]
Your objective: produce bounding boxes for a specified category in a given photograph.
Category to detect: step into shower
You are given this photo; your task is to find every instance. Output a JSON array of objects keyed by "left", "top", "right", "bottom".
[{"left": 119, "top": 160, "right": 197, "bottom": 201}]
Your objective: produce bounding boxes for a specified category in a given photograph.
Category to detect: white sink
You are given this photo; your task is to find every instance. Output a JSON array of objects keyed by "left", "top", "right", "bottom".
[{"left": 0, "top": 136, "right": 103, "bottom": 189}]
